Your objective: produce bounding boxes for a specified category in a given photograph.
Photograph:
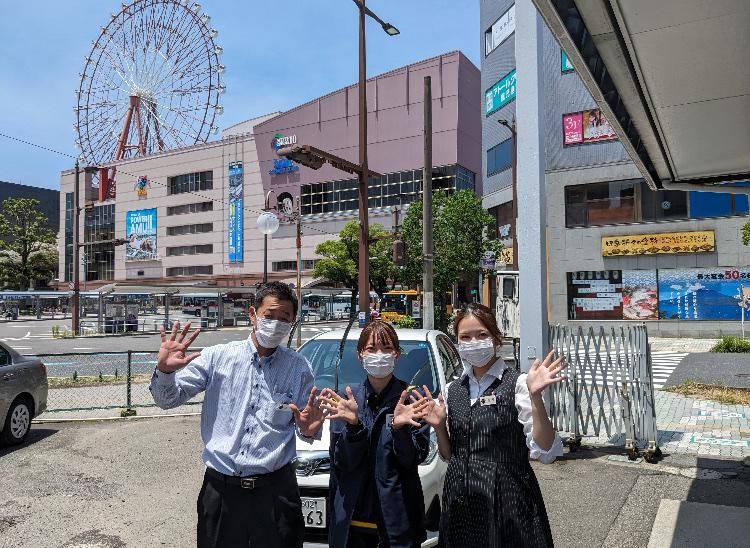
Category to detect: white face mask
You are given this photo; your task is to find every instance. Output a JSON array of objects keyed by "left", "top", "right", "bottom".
[
  {"left": 458, "top": 339, "right": 496, "bottom": 368},
  {"left": 362, "top": 351, "right": 396, "bottom": 378},
  {"left": 254, "top": 317, "right": 292, "bottom": 349}
]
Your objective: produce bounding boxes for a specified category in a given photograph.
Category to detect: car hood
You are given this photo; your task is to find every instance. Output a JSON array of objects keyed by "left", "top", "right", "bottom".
[{"left": 296, "top": 420, "right": 332, "bottom": 452}]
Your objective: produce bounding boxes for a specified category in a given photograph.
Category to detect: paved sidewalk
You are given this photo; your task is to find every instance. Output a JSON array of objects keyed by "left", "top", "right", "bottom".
[{"left": 650, "top": 337, "right": 719, "bottom": 352}]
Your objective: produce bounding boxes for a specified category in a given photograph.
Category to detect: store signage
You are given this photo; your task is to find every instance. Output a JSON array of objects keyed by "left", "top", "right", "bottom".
[
  {"left": 134, "top": 175, "right": 150, "bottom": 199},
  {"left": 485, "top": 69, "right": 516, "bottom": 116},
  {"left": 228, "top": 162, "right": 244, "bottom": 263},
  {"left": 480, "top": 251, "right": 496, "bottom": 269},
  {"left": 601, "top": 231, "right": 715, "bottom": 257},
  {"left": 485, "top": 4, "right": 516, "bottom": 55},
  {"left": 563, "top": 109, "right": 617, "bottom": 145},
  {"left": 498, "top": 247, "right": 513, "bottom": 267},
  {"left": 561, "top": 50, "right": 574, "bottom": 73},
  {"left": 658, "top": 268, "right": 750, "bottom": 321},
  {"left": 269, "top": 132, "right": 300, "bottom": 175},
  {"left": 125, "top": 208, "right": 157, "bottom": 261}
]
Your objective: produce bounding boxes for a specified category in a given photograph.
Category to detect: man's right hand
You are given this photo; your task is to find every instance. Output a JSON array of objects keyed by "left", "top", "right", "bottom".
[{"left": 157, "top": 321, "right": 201, "bottom": 373}]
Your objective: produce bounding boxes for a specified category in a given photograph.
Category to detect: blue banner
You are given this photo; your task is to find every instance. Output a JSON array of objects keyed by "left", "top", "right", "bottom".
[
  {"left": 228, "top": 162, "right": 244, "bottom": 263},
  {"left": 125, "top": 208, "right": 157, "bottom": 261},
  {"left": 658, "top": 268, "right": 750, "bottom": 320}
]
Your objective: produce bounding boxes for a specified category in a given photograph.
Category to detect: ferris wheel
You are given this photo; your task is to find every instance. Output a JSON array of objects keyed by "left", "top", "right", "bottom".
[{"left": 74, "top": 0, "right": 224, "bottom": 199}]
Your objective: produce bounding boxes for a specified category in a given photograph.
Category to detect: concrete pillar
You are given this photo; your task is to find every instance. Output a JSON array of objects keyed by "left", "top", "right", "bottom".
[{"left": 515, "top": 0, "right": 548, "bottom": 372}]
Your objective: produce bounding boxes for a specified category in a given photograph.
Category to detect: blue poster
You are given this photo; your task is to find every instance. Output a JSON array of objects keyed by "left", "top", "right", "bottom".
[
  {"left": 228, "top": 162, "right": 243, "bottom": 263},
  {"left": 657, "top": 268, "right": 750, "bottom": 320},
  {"left": 125, "top": 208, "right": 157, "bottom": 261}
]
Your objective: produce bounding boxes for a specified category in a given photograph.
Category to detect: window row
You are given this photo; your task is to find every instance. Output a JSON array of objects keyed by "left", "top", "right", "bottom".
[
  {"left": 167, "top": 201, "right": 213, "bottom": 216},
  {"left": 272, "top": 260, "right": 318, "bottom": 272},
  {"left": 565, "top": 180, "right": 750, "bottom": 228},
  {"left": 166, "top": 244, "right": 213, "bottom": 256},
  {"left": 166, "top": 223, "right": 213, "bottom": 236},
  {"left": 168, "top": 171, "right": 213, "bottom": 195},
  {"left": 487, "top": 138, "right": 512, "bottom": 176},
  {"left": 166, "top": 265, "right": 213, "bottom": 277}
]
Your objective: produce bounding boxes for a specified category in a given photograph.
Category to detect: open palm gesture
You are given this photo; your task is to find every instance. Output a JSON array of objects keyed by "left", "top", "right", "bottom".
[
  {"left": 526, "top": 351, "right": 567, "bottom": 395},
  {"left": 417, "top": 385, "right": 447, "bottom": 428},
  {"left": 319, "top": 386, "right": 359, "bottom": 425},
  {"left": 157, "top": 321, "right": 201, "bottom": 373},
  {"left": 290, "top": 387, "right": 325, "bottom": 437},
  {"left": 393, "top": 389, "right": 430, "bottom": 429}
]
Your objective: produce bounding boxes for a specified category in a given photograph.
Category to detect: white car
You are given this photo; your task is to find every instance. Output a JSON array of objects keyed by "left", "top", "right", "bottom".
[{"left": 294, "top": 328, "right": 463, "bottom": 548}]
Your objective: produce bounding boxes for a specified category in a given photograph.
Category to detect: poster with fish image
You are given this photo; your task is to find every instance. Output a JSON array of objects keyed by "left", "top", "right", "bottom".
[
  {"left": 657, "top": 268, "right": 750, "bottom": 320},
  {"left": 622, "top": 270, "right": 658, "bottom": 320}
]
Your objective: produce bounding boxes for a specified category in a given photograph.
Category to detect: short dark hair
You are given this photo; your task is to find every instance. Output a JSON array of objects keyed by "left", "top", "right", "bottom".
[
  {"left": 255, "top": 281, "right": 298, "bottom": 316},
  {"left": 357, "top": 320, "right": 400, "bottom": 354},
  {"left": 454, "top": 302, "right": 503, "bottom": 344}
]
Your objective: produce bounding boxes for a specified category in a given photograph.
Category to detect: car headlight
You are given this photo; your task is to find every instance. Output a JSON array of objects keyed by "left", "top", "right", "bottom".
[
  {"left": 294, "top": 450, "right": 331, "bottom": 476},
  {"left": 423, "top": 430, "right": 438, "bottom": 465}
]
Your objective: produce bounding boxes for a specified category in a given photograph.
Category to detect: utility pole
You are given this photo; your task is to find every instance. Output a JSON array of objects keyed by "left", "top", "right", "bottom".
[
  {"left": 295, "top": 197, "right": 303, "bottom": 348},
  {"left": 356, "top": 0, "right": 371, "bottom": 325},
  {"left": 422, "top": 75, "right": 434, "bottom": 330},
  {"left": 71, "top": 160, "right": 81, "bottom": 336},
  {"left": 498, "top": 118, "right": 518, "bottom": 270}
]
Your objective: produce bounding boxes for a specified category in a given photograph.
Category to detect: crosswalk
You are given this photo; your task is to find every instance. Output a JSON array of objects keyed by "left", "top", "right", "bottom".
[{"left": 570, "top": 351, "right": 686, "bottom": 391}]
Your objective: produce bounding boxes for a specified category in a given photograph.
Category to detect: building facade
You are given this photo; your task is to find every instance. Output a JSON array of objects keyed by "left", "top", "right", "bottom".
[
  {"left": 0, "top": 181, "right": 59, "bottom": 232},
  {"left": 57, "top": 52, "right": 482, "bottom": 293},
  {"left": 480, "top": 0, "right": 750, "bottom": 337}
]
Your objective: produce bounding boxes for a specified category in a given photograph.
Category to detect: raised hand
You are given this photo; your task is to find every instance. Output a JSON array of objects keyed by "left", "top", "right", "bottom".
[
  {"left": 418, "top": 385, "right": 447, "bottom": 429},
  {"left": 157, "top": 321, "right": 201, "bottom": 373},
  {"left": 319, "top": 386, "right": 359, "bottom": 425},
  {"left": 526, "top": 351, "right": 567, "bottom": 396},
  {"left": 393, "top": 389, "right": 430, "bottom": 430},
  {"left": 290, "top": 387, "right": 325, "bottom": 437}
]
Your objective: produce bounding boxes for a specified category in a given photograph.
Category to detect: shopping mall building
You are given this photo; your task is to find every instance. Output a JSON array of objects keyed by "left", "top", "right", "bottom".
[
  {"left": 57, "top": 51, "right": 481, "bottom": 294},
  {"left": 481, "top": 0, "right": 750, "bottom": 337}
]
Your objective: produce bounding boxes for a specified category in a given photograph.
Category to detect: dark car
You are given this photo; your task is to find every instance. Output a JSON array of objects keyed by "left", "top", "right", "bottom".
[{"left": 0, "top": 341, "right": 48, "bottom": 445}]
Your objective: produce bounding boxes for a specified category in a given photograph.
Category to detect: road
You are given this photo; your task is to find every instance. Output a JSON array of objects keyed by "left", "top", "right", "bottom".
[{"left": 1, "top": 416, "right": 749, "bottom": 547}]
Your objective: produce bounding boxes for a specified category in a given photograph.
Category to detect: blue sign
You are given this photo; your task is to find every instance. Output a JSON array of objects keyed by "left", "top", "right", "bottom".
[
  {"left": 125, "top": 208, "right": 157, "bottom": 261},
  {"left": 228, "top": 162, "right": 243, "bottom": 263},
  {"left": 561, "top": 50, "right": 574, "bottom": 73},
  {"left": 269, "top": 158, "right": 299, "bottom": 175},
  {"left": 485, "top": 69, "right": 516, "bottom": 116},
  {"left": 658, "top": 268, "right": 750, "bottom": 320}
]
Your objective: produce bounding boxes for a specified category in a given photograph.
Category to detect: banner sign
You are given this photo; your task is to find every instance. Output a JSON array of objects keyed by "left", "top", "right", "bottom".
[
  {"left": 561, "top": 50, "right": 574, "bottom": 72},
  {"left": 658, "top": 268, "right": 750, "bottom": 321},
  {"left": 485, "top": 4, "right": 516, "bottom": 55},
  {"left": 228, "top": 162, "right": 244, "bottom": 263},
  {"left": 125, "top": 208, "right": 157, "bottom": 261},
  {"left": 563, "top": 108, "right": 617, "bottom": 145},
  {"left": 486, "top": 69, "right": 517, "bottom": 116},
  {"left": 602, "top": 231, "right": 715, "bottom": 257}
]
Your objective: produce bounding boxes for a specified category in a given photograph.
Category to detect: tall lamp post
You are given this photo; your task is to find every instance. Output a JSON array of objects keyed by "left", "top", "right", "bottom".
[
  {"left": 498, "top": 118, "right": 518, "bottom": 270},
  {"left": 71, "top": 160, "right": 99, "bottom": 336},
  {"left": 257, "top": 191, "right": 280, "bottom": 285}
]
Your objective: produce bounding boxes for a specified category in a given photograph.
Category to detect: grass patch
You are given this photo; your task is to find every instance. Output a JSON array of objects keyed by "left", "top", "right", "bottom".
[
  {"left": 710, "top": 336, "right": 750, "bottom": 353},
  {"left": 48, "top": 374, "right": 151, "bottom": 389},
  {"left": 664, "top": 380, "right": 750, "bottom": 406}
]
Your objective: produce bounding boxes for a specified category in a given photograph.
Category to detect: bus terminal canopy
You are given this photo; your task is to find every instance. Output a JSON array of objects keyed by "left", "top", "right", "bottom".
[{"left": 533, "top": 0, "right": 750, "bottom": 193}]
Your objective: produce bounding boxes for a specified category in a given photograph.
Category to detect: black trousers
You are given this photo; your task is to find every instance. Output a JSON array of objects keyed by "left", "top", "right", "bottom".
[
  {"left": 347, "top": 527, "right": 382, "bottom": 548},
  {"left": 197, "top": 465, "right": 303, "bottom": 548}
]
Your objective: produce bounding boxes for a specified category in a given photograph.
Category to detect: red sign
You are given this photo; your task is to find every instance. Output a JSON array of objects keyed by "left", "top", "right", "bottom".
[{"left": 563, "top": 112, "right": 583, "bottom": 145}]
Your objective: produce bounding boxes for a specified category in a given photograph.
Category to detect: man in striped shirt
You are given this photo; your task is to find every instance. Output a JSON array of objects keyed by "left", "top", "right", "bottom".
[{"left": 150, "top": 282, "right": 324, "bottom": 548}]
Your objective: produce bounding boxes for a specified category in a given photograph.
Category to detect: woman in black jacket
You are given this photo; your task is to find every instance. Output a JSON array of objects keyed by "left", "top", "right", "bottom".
[{"left": 319, "top": 321, "right": 431, "bottom": 548}]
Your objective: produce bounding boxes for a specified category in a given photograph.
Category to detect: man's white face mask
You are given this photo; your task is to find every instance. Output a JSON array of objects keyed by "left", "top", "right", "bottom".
[{"left": 254, "top": 317, "right": 292, "bottom": 349}]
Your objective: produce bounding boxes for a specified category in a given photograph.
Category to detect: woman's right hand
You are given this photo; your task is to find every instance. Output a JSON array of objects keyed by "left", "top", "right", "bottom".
[
  {"left": 319, "top": 386, "right": 359, "bottom": 425},
  {"left": 417, "top": 385, "right": 447, "bottom": 429}
]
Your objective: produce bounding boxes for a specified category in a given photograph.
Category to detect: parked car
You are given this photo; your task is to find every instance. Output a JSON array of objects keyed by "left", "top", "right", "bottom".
[
  {"left": 0, "top": 341, "right": 48, "bottom": 446},
  {"left": 295, "top": 328, "right": 463, "bottom": 547}
]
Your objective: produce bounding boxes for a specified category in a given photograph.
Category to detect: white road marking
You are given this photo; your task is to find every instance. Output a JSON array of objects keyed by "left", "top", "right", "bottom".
[
  {"left": 574, "top": 351, "right": 685, "bottom": 390},
  {"left": 73, "top": 347, "right": 94, "bottom": 350}
]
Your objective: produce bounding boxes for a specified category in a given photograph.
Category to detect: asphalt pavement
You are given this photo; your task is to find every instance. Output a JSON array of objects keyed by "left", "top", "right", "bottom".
[
  {"left": 664, "top": 352, "right": 750, "bottom": 389},
  {"left": 1, "top": 417, "right": 749, "bottom": 547}
]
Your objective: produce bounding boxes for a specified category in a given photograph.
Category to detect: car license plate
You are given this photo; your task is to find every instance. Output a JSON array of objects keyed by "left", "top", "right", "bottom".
[{"left": 301, "top": 497, "right": 326, "bottom": 528}]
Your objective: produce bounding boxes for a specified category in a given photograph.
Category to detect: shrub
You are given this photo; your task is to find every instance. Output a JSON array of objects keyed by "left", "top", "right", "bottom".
[
  {"left": 710, "top": 336, "right": 750, "bottom": 353},
  {"left": 394, "top": 315, "right": 417, "bottom": 329}
]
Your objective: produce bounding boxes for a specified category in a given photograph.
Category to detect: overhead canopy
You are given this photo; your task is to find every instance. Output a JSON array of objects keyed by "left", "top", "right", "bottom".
[{"left": 534, "top": 0, "right": 750, "bottom": 192}]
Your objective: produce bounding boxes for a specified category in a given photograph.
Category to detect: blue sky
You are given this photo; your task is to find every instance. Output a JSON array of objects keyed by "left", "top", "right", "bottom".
[{"left": 0, "top": 1, "right": 479, "bottom": 190}]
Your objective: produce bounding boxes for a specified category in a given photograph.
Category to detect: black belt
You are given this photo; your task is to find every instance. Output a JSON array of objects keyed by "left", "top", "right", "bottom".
[{"left": 205, "top": 462, "right": 294, "bottom": 490}]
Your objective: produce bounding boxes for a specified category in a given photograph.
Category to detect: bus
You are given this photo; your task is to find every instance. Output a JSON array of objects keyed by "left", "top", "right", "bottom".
[
  {"left": 302, "top": 292, "right": 353, "bottom": 321},
  {"left": 379, "top": 289, "right": 420, "bottom": 324}
]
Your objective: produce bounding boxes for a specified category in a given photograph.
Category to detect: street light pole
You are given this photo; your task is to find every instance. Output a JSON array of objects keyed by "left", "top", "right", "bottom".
[
  {"left": 258, "top": 191, "right": 280, "bottom": 285},
  {"left": 356, "top": 0, "right": 371, "bottom": 323},
  {"left": 71, "top": 160, "right": 81, "bottom": 335},
  {"left": 499, "top": 118, "right": 518, "bottom": 270}
]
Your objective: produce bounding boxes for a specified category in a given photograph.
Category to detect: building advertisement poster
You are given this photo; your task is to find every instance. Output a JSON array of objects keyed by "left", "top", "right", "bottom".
[
  {"left": 563, "top": 109, "right": 617, "bottom": 145},
  {"left": 485, "top": 4, "right": 516, "bottom": 55},
  {"left": 228, "top": 162, "right": 243, "bottom": 263},
  {"left": 622, "top": 270, "right": 659, "bottom": 320},
  {"left": 125, "top": 208, "right": 157, "bottom": 261},
  {"left": 602, "top": 230, "right": 715, "bottom": 256},
  {"left": 567, "top": 270, "right": 658, "bottom": 321},
  {"left": 486, "top": 69, "right": 517, "bottom": 116},
  {"left": 561, "top": 49, "right": 574, "bottom": 72},
  {"left": 658, "top": 268, "right": 750, "bottom": 321}
]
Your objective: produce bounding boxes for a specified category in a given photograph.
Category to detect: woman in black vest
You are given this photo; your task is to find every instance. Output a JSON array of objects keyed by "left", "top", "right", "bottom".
[
  {"left": 320, "top": 321, "right": 432, "bottom": 548},
  {"left": 422, "top": 303, "right": 566, "bottom": 547}
]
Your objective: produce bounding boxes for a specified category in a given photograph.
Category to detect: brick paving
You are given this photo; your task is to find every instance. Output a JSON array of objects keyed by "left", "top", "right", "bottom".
[{"left": 650, "top": 337, "right": 719, "bottom": 353}]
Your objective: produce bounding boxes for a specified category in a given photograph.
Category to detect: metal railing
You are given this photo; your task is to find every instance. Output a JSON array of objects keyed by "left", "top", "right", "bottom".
[
  {"left": 39, "top": 351, "right": 203, "bottom": 420},
  {"left": 547, "top": 323, "right": 660, "bottom": 462}
]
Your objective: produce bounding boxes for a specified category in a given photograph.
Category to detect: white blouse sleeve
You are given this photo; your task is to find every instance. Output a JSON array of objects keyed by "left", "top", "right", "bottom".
[{"left": 514, "top": 373, "right": 563, "bottom": 464}]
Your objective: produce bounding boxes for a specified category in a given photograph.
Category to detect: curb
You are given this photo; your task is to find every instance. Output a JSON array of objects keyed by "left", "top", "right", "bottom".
[{"left": 33, "top": 412, "right": 201, "bottom": 424}]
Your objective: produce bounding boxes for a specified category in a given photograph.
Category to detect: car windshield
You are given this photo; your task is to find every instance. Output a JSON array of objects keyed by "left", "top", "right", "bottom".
[{"left": 298, "top": 338, "right": 439, "bottom": 395}]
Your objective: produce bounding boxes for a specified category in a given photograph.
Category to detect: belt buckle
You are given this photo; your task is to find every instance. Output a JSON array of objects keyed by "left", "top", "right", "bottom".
[{"left": 240, "top": 477, "right": 256, "bottom": 489}]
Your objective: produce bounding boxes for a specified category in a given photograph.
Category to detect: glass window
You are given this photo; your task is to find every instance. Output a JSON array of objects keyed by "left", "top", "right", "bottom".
[
  {"left": 689, "top": 191, "right": 749, "bottom": 218},
  {"left": 565, "top": 181, "right": 637, "bottom": 227},
  {"left": 436, "top": 335, "right": 461, "bottom": 384},
  {"left": 168, "top": 171, "right": 213, "bottom": 195},
  {"left": 0, "top": 347, "right": 12, "bottom": 366},
  {"left": 641, "top": 188, "right": 688, "bottom": 221},
  {"left": 166, "top": 265, "right": 213, "bottom": 276},
  {"left": 487, "top": 139, "right": 513, "bottom": 176}
]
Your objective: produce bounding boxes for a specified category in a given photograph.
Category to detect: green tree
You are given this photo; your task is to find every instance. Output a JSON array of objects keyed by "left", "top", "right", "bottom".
[
  {"left": 0, "top": 198, "right": 57, "bottom": 290},
  {"left": 742, "top": 220, "right": 750, "bottom": 246},
  {"left": 312, "top": 221, "right": 397, "bottom": 314},
  {"left": 401, "top": 190, "right": 501, "bottom": 329}
]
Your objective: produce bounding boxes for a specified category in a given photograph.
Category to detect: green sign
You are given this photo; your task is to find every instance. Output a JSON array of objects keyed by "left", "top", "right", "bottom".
[
  {"left": 485, "top": 69, "right": 516, "bottom": 116},
  {"left": 561, "top": 49, "right": 574, "bottom": 73}
]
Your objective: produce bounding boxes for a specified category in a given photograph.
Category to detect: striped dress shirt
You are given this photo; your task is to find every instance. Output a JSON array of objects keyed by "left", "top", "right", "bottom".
[{"left": 149, "top": 337, "right": 316, "bottom": 476}]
